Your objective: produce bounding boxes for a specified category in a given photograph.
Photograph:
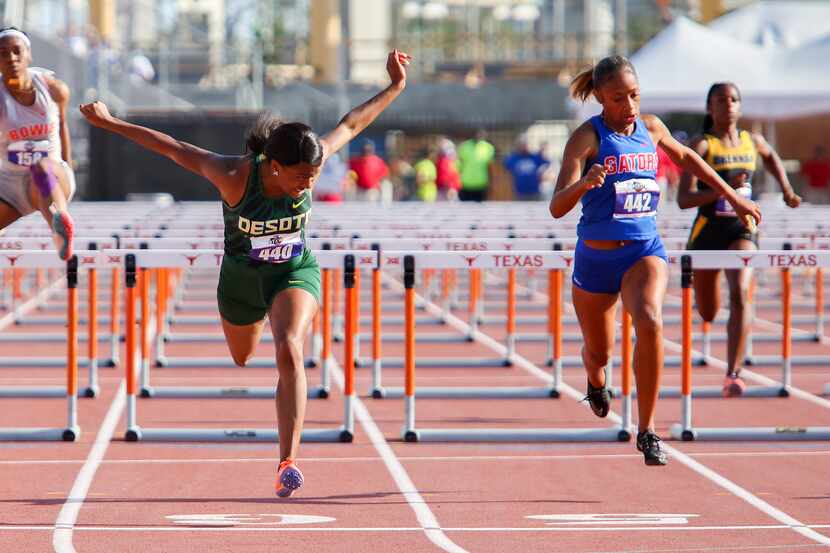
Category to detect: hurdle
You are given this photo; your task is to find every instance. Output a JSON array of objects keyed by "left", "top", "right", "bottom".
[
  {"left": 709, "top": 245, "right": 830, "bottom": 368},
  {"left": 154, "top": 280, "right": 319, "bottom": 369},
  {"left": 396, "top": 253, "right": 631, "bottom": 442},
  {"left": 0, "top": 237, "right": 81, "bottom": 315},
  {"left": 123, "top": 251, "right": 360, "bottom": 442},
  {"left": 359, "top": 250, "right": 511, "bottom": 375},
  {"left": 672, "top": 251, "right": 830, "bottom": 441},
  {"left": 691, "top": 265, "right": 827, "bottom": 370},
  {"left": 607, "top": 251, "right": 821, "bottom": 399},
  {"left": 352, "top": 258, "right": 471, "bottom": 350},
  {"left": 0, "top": 240, "right": 121, "bottom": 372},
  {"left": 372, "top": 252, "right": 562, "bottom": 399},
  {"left": 139, "top": 249, "right": 368, "bottom": 400},
  {"left": 1, "top": 236, "right": 121, "bottom": 353},
  {"left": 150, "top": 240, "right": 321, "bottom": 368},
  {"left": 368, "top": 246, "right": 509, "bottom": 396},
  {"left": 0, "top": 249, "right": 105, "bottom": 397},
  {"left": 0, "top": 255, "right": 80, "bottom": 441}
]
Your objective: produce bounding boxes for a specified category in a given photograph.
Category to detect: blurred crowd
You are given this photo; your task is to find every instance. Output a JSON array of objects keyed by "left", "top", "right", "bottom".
[{"left": 313, "top": 131, "right": 560, "bottom": 204}]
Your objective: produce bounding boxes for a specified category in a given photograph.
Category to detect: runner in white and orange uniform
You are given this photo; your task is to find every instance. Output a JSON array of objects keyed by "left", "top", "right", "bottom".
[{"left": 0, "top": 27, "right": 75, "bottom": 259}]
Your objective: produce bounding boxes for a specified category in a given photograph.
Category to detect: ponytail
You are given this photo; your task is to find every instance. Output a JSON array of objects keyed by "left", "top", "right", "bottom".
[
  {"left": 570, "top": 67, "right": 595, "bottom": 102},
  {"left": 569, "top": 55, "right": 637, "bottom": 103},
  {"left": 245, "top": 114, "right": 282, "bottom": 156}
]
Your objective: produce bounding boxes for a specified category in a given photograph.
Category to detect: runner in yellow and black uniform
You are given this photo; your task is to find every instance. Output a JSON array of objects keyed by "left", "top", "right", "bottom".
[
  {"left": 679, "top": 82, "right": 800, "bottom": 397},
  {"left": 686, "top": 128, "right": 759, "bottom": 249},
  {"left": 80, "top": 50, "right": 412, "bottom": 498}
]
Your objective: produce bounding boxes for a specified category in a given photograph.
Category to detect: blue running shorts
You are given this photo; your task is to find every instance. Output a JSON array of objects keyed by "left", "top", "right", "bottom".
[{"left": 572, "top": 236, "right": 667, "bottom": 295}]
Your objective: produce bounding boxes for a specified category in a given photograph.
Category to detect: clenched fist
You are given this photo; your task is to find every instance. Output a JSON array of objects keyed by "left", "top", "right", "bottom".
[
  {"left": 582, "top": 164, "right": 606, "bottom": 190},
  {"left": 79, "top": 101, "right": 115, "bottom": 129}
]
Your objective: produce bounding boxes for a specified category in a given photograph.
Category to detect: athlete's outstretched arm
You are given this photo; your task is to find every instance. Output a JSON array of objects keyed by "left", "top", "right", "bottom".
[
  {"left": 45, "top": 76, "right": 72, "bottom": 164},
  {"left": 675, "top": 136, "right": 721, "bottom": 209},
  {"left": 320, "top": 50, "right": 411, "bottom": 159},
  {"left": 645, "top": 115, "right": 761, "bottom": 224},
  {"left": 549, "top": 122, "right": 603, "bottom": 218},
  {"left": 752, "top": 133, "right": 800, "bottom": 208},
  {"left": 79, "top": 101, "right": 244, "bottom": 203}
]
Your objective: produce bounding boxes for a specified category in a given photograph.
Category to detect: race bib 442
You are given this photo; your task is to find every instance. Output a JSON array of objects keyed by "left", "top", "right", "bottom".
[{"left": 613, "top": 178, "right": 660, "bottom": 219}]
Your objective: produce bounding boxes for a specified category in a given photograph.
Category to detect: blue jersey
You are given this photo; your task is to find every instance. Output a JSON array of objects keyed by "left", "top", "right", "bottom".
[{"left": 577, "top": 115, "right": 660, "bottom": 240}]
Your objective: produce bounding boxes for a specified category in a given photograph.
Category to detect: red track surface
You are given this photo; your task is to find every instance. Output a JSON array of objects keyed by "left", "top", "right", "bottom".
[{"left": 1, "top": 267, "right": 830, "bottom": 552}]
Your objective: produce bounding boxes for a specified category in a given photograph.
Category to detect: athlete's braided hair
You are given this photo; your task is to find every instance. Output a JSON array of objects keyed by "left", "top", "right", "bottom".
[
  {"left": 703, "top": 82, "right": 741, "bottom": 134},
  {"left": 570, "top": 55, "right": 637, "bottom": 103},
  {"left": 245, "top": 114, "right": 324, "bottom": 166}
]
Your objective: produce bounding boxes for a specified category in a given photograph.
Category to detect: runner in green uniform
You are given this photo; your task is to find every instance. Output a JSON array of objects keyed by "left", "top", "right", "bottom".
[{"left": 80, "top": 49, "right": 412, "bottom": 498}]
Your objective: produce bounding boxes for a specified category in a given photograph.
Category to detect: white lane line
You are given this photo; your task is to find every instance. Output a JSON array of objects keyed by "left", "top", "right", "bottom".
[
  {"left": 4, "top": 449, "right": 830, "bottom": 466},
  {"left": 0, "top": 277, "right": 63, "bottom": 331},
  {"left": 396, "top": 276, "right": 830, "bottom": 547},
  {"left": 52, "top": 381, "right": 126, "bottom": 553},
  {"left": 5, "top": 523, "right": 830, "bottom": 533},
  {"left": 53, "top": 310, "right": 155, "bottom": 552},
  {"left": 328, "top": 359, "right": 468, "bottom": 553}
]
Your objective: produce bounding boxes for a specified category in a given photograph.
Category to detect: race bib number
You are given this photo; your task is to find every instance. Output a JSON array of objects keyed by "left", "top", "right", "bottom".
[
  {"left": 7, "top": 140, "right": 50, "bottom": 166},
  {"left": 613, "top": 178, "right": 660, "bottom": 219},
  {"left": 249, "top": 231, "right": 304, "bottom": 264},
  {"left": 715, "top": 186, "right": 752, "bottom": 217}
]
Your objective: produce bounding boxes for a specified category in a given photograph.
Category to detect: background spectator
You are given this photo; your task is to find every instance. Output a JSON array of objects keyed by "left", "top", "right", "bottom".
[
  {"left": 413, "top": 147, "right": 438, "bottom": 202},
  {"left": 457, "top": 129, "right": 495, "bottom": 202},
  {"left": 349, "top": 139, "right": 389, "bottom": 202},
  {"left": 801, "top": 145, "right": 830, "bottom": 204},
  {"left": 436, "top": 138, "right": 461, "bottom": 201},
  {"left": 389, "top": 154, "right": 415, "bottom": 201},
  {"left": 503, "top": 135, "right": 548, "bottom": 201}
]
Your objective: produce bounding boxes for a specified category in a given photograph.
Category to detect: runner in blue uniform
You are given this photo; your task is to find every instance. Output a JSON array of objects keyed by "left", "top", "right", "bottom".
[{"left": 551, "top": 56, "right": 761, "bottom": 465}]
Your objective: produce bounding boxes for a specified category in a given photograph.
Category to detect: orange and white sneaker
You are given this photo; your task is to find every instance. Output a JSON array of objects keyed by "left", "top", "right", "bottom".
[
  {"left": 51, "top": 210, "right": 74, "bottom": 261},
  {"left": 722, "top": 372, "right": 747, "bottom": 397},
  {"left": 275, "top": 459, "right": 304, "bottom": 498}
]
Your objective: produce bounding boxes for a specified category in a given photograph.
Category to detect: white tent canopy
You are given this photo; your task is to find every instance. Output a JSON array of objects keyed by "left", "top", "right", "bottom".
[
  {"left": 776, "top": 33, "right": 830, "bottom": 87},
  {"left": 760, "top": 32, "right": 830, "bottom": 117},
  {"left": 574, "top": 14, "right": 830, "bottom": 121},
  {"left": 631, "top": 17, "right": 769, "bottom": 114},
  {"left": 709, "top": 1, "right": 830, "bottom": 49}
]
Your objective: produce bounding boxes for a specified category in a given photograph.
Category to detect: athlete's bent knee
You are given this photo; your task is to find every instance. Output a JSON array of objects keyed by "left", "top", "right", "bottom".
[
  {"left": 274, "top": 333, "right": 305, "bottom": 365},
  {"left": 632, "top": 307, "right": 662, "bottom": 337}
]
